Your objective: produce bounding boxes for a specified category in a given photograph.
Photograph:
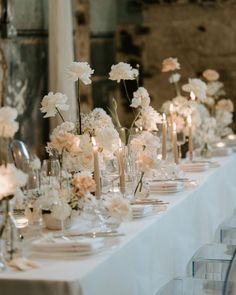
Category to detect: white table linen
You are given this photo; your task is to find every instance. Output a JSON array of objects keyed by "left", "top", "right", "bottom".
[{"left": 1, "top": 155, "right": 236, "bottom": 295}]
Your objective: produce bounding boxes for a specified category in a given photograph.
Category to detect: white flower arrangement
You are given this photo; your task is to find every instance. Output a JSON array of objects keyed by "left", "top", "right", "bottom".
[
  {"left": 103, "top": 195, "right": 132, "bottom": 221},
  {"left": 0, "top": 164, "right": 28, "bottom": 201},
  {"left": 0, "top": 106, "right": 19, "bottom": 138}
]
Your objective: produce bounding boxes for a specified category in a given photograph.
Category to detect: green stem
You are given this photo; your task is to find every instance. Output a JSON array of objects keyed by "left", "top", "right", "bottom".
[
  {"left": 122, "top": 80, "right": 131, "bottom": 102},
  {"left": 77, "top": 79, "right": 82, "bottom": 135},
  {"left": 56, "top": 107, "right": 65, "bottom": 122},
  {"left": 134, "top": 172, "right": 144, "bottom": 196}
]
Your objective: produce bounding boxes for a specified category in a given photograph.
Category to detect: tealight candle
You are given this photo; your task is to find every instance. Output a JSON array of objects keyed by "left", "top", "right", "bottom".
[
  {"left": 162, "top": 113, "right": 167, "bottom": 160},
  {"left": 118, "top": 140, "right": 125, "bottom": 194},
  {"left": 187, "top": 115, "right": 193, "bottom": 161},
  {"left": 172, "top": 122, "right": 179, "bottom": 164},
  {"left": 91, "top": 137, "right": 101, "bottom": 198}
]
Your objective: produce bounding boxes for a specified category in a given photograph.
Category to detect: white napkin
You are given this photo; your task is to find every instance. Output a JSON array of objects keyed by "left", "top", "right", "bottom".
[
  {"left": 8, "top": 257, "right": 39, "bottom": 271},
  {"left": 132, "top": 204, "right": 153, "bottom": 217},
  {"left": 181, "top": 162, "right": 210, "bottom": 172},
  {"left": 31, "top": 236, "right": 105, "bottom": 253}
]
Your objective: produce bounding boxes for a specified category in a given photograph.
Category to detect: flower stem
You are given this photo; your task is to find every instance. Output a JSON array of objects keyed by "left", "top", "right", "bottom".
[
  {"left": 134, "top": 172, "right": 144, "bottom": 196},
  {"left": 77, "top": 79, "right": 82, "bottom": 135},
  {"left": 122, "top": 80, "right": 131, "bottom": 102},
  {"left": 56, "top": 107, "right": 65, "bottom": 122}
]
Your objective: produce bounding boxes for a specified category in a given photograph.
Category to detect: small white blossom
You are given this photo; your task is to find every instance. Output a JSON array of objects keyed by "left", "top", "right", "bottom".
[
  {"left": 182, "top": 78, "right": 207, "bottom": 101},
  {"left": 40, "top": 92, "right": 69, "bottom": 118},
  {"left": 130, "top": 87, "right": 150, "bottom": 109},
  {"left": 135, "top": 106, "right": 162, "bottom": 131},
  {"left": 0, "top": 106, "right": 19, "bottom": 138},
  {"left": 0, "top": 164, "right": 28, "bottom": 200},
  {"left": 169, "top": 73, "right": 181, "bottom": 84},
  {"left": 68, "top": 61, "right": 94, "bottom": 85}
]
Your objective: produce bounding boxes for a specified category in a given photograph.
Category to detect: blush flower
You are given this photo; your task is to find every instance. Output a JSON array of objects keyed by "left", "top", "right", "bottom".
[
  {"left": 136, "top": 151, "right": 157, "bottom": 172},
  {"left": 72, "top": 171, "right": 96, "bottom": 198},
  {"left": 40, "top": 92, "right": 69, "bottom": 118},
  {"left": 216, "top": 99, "right": 234, "bottom": 113},
  {"left": 203, "top": 69, "right": 220, "bottom": 82},
  {"left": 109, "top": 62, "right": 136, "bottom": 83},
  {"left": 162, "top": 57, "right": 180, "bottom": 72},
  {"left": 68, "top": 61, "right": 94, "bottom": 85}
]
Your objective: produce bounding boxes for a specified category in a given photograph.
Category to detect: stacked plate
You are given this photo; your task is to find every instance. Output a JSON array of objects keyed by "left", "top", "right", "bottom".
[
  {"left": 149, "top": 180, "right": 184, "bottom": 194},
  {"left": 132, "top": 204, "right": 154, "bottom": 218},
  {"left": 211, "top": 147, "right": 232, "bottom": 157},
  {"left": 181, "top": 161, "right": 210, "bottom": 172},
  {"left": 31, "top": 236, "right": 105, "bottom": 257}
]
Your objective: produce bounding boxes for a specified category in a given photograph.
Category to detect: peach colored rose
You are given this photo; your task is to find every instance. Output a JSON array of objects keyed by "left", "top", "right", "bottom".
[
  {"left": 216, "top": 99, "right": 234, "bottom": 113},
  {"left": 72, "top": 172, "right": 96, "bottom": 197},
  {"left": 203, "top": 69, "right": 219, "bottom": 82},
  {"left": 49, "top": 133, "right": 81, "bottom": 154},
  {"left": 136, "top": 152, "right": 157, "bottom": 172},
  {"left": 162, "top": 57, "right": 180, "bottom": 72},
  {"left": 104, "top": 196, "right": 132, "bottom": 220}
]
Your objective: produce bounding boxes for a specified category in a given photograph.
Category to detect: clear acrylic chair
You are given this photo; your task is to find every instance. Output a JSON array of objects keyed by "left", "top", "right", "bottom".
[
  {"left": 156, "top": 277, "right": 224, "bottom": 295},
  {"left": 190, "top": 243, "right": 235, "bottom": 280}
]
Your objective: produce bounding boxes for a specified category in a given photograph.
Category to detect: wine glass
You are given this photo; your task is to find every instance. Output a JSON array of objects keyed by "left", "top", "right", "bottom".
[{"left": 176, "top": 131, "right": 186, "bottom": 160}]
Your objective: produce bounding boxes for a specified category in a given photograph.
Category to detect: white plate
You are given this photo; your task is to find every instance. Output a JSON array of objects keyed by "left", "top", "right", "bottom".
[{"left": 150, "top": 187, "right": 184, "bottom": 194}]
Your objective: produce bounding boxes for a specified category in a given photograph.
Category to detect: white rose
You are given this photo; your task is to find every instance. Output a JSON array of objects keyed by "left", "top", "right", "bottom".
[
  {"left": 40, "top": 92, "right": 69, "bottom": 118},
  {"left": 130, "top": 87, "right": 150, "bottom": 109},
  {"left": 68, "top": 61, "right": 94, "bottom": 84},
  {"left": 109, "top": 62, "right": 136, "bottom": 83}
]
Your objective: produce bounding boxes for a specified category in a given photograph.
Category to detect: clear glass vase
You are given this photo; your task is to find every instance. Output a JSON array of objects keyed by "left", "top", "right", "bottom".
[{"left": 200, "top": 142, "right": 212, "bottom": 158}]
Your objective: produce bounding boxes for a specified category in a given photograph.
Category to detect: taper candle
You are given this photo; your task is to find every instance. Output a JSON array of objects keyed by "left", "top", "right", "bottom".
[
  {"left": 190, "top": 91, "right": 196, "bottom": 101},
  {"left": 91, "top": 137, "right": 101, "bottom": 198},
  {"left": 118, "top": 139, "right": 125, "bottom": 194},
  {"left": 172, "top": 122, "right": 179, "bottom": 164},
  {"left": 162, "top": 113, "right": 167, "bottom": 160},
  {"left": 187, "top": 115, "right": 193, "bottom": 161}
]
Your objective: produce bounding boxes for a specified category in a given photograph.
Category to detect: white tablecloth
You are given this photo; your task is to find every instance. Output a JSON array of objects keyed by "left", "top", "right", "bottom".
[{"left": 1, "top": 155, "right": 236, "bottom": 295}]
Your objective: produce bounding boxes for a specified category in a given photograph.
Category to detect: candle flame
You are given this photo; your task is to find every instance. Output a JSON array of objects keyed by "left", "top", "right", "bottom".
[
  {"left": 169, "top": 103, "right": 174, "bottom": 113},
  {"left": 190, "top": 91, "right": 196, "bottom": 101},
  {"left": 216, "top": 142, "right": 226, "bottom": 148},
  {"left": 119, "top": 138, "right": 122, "bottom": 148},
  {"left": 228, "top": 134, "right": 236, "bottom": 140},
  {"left": 173, "top": 122, "right": 177, "bottom": 132},
  {"left": 91, "top": 137, "right": 96, "bottom": 147}
]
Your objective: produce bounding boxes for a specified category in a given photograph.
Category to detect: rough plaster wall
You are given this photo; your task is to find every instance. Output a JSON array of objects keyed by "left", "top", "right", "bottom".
[{"left": 143, "top": 4, "right": 236, "bottom": 109}]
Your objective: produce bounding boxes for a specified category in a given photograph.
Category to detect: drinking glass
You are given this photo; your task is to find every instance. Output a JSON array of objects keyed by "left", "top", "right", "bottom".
[
  {"left": 41, "top": 158, "right": 61, "bottom": 188},
  {"left": 102, "top": 158, "right": 121, "bottom": 193},
  {"left": 177, "top": 131, "right": 186, "bottom": 159}
]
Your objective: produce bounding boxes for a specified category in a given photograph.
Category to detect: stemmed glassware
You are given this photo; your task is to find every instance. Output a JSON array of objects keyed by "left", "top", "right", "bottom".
[
  {"left": 102, "top": 157, "right": 121, "bottom": 193},
  {"left": 176, "top": 131, "right": 186, "bottom": 160}
]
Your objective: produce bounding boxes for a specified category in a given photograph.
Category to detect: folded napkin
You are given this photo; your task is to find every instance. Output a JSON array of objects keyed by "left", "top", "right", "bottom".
[
  {"left": 211, "top": 147, "right": 232, "bottom": 157},
  {"left": 31, "top": 236, "right": 105, "bottom": 253},
  {"left": 132, "top": 204, "right": 153, "bottom": 217},
  {"left": 8, "top": 257, "right": 39, "bottom": 271},
  {"left": 149, "top": 180, "right": 184, "bottom": 193},
  {"left": 181, "top": 162, "right": 210, "bottom": 172}
]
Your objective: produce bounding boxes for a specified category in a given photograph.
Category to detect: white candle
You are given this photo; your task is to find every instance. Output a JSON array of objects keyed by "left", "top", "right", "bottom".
[
  {"left": 187, "top": 115, "right": 193, "bottom": 161},
  {"left": 91, "top": 137, "right": 101, "bottom": 198},
  {"left": 118, "top": 140, "right": 125, "bottom": 194},
  {"left": 172, "top": 122, "right": 179, "bottom": 164},
  {"left": 162, "top": 113, "right": 167, "bottom": 160}
]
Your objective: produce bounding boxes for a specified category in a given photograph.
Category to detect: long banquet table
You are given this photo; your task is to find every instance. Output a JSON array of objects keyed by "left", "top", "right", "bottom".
[{"left": 1, "top": 155, "right": 236, "bottom": 295}]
